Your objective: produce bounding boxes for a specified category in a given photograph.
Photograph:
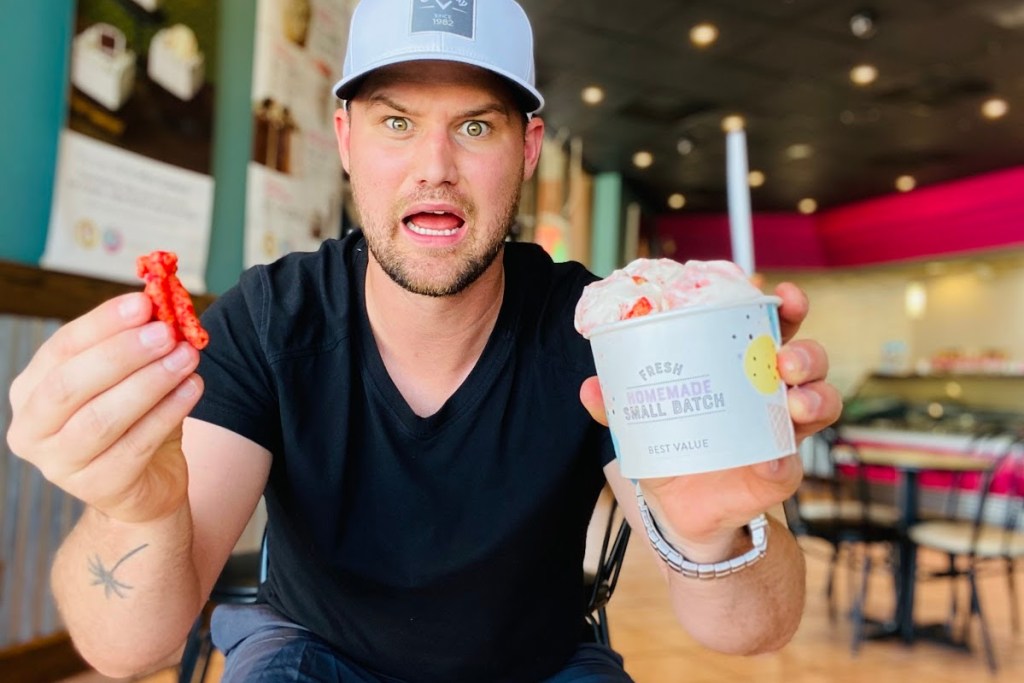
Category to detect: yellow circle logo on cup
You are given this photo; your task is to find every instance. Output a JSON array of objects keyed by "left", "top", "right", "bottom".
[{"left": 744, "top": 335, "right": 780, "bottom": 394}]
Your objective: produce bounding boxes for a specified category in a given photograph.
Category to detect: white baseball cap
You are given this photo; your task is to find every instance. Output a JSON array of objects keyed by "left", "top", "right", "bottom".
[{"left": 333, "top": 0, "right": 544, "bottom": 113}]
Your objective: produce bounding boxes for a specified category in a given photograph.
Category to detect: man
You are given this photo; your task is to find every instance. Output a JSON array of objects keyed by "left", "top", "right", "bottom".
[{"left": 6, "top": 0, "right": 841, "bottom": 681}]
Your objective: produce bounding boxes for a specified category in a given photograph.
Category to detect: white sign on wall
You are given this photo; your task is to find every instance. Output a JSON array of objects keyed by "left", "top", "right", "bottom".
[{"left": 244, "top": 0, "right": 356, "bottom": 267}]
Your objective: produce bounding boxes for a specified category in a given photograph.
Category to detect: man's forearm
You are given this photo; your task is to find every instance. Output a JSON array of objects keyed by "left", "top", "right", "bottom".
[
  {"left": 664, "top": 517, "right": 806, "bottom": 655},
  {"left": 52, "top": 502, "right": 203, "bottom": 678}
]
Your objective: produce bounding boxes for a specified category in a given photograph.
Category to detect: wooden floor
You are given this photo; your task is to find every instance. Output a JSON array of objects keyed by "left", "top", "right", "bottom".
[
  {"left": 63, "top": 538, "right": 1022, "bottom": 682},
  {"left": 607, "top": 539, "right": 1022, "bottom": 682}
]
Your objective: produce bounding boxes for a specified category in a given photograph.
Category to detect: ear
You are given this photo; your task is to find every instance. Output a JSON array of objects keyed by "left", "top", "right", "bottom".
[
  {"left": 333, "top": 107, "right": 352, "bottom": 174},
  {"left": 522, "top": 116, "right": 545, "bottom": 181}
]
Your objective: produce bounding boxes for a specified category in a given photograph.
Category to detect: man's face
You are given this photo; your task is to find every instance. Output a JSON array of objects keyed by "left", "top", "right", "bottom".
[{"left": 335, "top": 61, "right": 544, "bottom": 297}]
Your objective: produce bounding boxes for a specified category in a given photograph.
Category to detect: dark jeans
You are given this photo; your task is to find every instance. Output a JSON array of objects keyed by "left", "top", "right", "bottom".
[{"left": 212, "top": 604, "right": 634, "bottom": 683}]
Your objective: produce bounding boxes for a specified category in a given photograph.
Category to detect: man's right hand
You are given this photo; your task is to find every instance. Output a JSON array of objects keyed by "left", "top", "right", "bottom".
[{"left": 6, "top": 292, "right": 204, "bottom": 524}]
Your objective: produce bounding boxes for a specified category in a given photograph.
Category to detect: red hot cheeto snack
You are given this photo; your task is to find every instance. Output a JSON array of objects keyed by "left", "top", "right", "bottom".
[{"left": 136, "top": 251, "right": 210, "bottom": 350}]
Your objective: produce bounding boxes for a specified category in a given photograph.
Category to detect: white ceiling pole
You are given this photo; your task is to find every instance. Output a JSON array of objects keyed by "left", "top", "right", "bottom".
[{"left": 725, "top": 120, "right": 755, "bottom": 276}]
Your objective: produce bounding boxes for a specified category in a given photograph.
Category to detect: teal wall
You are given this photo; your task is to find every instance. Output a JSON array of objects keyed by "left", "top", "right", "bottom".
[
  {"left": 206, "top": 1, "right": 256, "bottom": 294},
  {"left": 0, "top": 1, "right": 256, "bottom": 294},
  {"left": 590, "top": 173, "right": 623, "bottom": 277},
  {"left": 0, "top": 2, "right": 74, "bottom": 265}
]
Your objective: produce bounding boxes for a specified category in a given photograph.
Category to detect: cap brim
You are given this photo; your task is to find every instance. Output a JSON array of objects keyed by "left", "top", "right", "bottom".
[{"left": 332, "top": 54, "right": 544, "bottom": 114}]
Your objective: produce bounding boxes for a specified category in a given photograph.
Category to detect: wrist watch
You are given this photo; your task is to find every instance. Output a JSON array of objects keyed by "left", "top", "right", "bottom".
[{"left": 635, "top": 482, "right": 769, "bottom": 579}]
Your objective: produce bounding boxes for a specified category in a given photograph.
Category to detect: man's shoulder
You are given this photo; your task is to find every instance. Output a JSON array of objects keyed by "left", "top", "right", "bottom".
[
  {"left": 503, "top": 242, "right": 597, "bottom": 374},
  {"left": 503, "top": 241, "right": 597, "bottom": 291},
  {"left": 255, "top": 235, "right": 355, "bottom": 291},
  {"left": 226, "top": 235, "right": 360, "bottom": 357}
]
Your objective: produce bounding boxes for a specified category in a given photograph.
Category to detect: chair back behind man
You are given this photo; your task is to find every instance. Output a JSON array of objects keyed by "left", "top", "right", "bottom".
[{"left": 583, "top": 485, "right": 631, "bottom": 647}]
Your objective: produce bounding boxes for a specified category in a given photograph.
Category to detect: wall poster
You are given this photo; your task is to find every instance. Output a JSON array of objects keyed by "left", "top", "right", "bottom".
[
  {"left": 43, "top": 0, "right": 218, "bottom": 292},
  {"left": 245, "top": 0, "right": 356, "bottom": 268}
]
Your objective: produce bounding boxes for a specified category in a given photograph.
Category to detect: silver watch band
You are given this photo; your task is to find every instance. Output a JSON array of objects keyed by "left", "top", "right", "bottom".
[{"left": 635, "top": 482, "right": 769, "bottom": 579}]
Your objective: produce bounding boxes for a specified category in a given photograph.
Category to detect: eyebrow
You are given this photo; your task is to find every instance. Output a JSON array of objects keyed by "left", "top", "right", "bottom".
[
  {"left": 460, "top": 103, "right": 514, "bottom": 120},
  {"left": 364, "top": 93, "right": 414, "bottom": 114},
  {"left": 363, "top": 93, "right": 513, "bottom": 120}
]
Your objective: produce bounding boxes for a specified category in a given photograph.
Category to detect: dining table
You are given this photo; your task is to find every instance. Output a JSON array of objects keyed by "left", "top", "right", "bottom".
[{"left": 846, "top": 445, "right": 995, "bottom": 645}]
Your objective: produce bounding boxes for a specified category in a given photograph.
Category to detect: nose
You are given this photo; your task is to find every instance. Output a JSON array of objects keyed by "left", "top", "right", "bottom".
[{"left": 412, "top": 126, "right": 459, "bottom": 187}]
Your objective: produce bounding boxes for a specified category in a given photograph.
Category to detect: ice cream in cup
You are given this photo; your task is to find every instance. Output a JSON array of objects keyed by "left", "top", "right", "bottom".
[{"left": 575, "top": 258, "right": 796, "bottom": 479}]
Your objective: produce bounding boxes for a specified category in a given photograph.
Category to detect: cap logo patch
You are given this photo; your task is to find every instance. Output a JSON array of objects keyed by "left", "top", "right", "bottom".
[{"left": 412, "top": 0, "right": 474, "bottom": 39}]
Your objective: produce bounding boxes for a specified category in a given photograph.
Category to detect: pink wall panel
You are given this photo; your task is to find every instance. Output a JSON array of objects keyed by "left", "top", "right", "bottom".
[
  {"left": 818, "top": 167, "right": 1024, "bottom": 267},
  {"left": 657, "top": 212, "right": 826, "bottom": 269},
  {"left": 655, "top": 167, "right": 1024, "bottom": 269}
]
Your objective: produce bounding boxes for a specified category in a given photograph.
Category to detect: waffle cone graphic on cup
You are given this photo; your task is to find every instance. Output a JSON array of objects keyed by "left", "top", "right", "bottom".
[{"left": 575, "top": 259, "right": 796, "bottom": 479}]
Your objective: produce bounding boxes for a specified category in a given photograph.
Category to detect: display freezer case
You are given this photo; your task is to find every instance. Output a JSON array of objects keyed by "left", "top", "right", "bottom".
[
  {"left": 840, "top": 372, "right": 1024, "bottom": 450},
  {"left": 826, "top": 372, "right": 1024, "bottom": 520}
]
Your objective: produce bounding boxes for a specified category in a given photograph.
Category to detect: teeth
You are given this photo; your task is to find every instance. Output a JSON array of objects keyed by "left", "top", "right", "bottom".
[{"left": 408, "top": 221, "right": 459, "bottom": 237}]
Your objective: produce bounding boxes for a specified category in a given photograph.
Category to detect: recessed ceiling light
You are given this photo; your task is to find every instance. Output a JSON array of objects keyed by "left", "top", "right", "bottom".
[
  {"left": 748, "top": 170, "right": 766, "bottom": 187},
  {"left": 668, "top": 193, "right": 687, "bottom": 210},
  {"left": 581, "top": 85, "right": 605, "bottom": 105},
  {"left": 981, "top": 97, "right": 1009, "bottom": 119},
  {"left": 895, "top": 175, "right": 916, "bottom": 192},
  {"left": 849, "top": 10, "right": 878, "bottom": 39},
  {"left": 632, "top": 151, "right": 654, "bottom": 169},
  {"left": 798, "top": 198, "right": 818, "bottom": 214},
  {"left": 721, "top": 115, "right": 746, "bottom": 132},
  {"left": 786, "top": 143, "right": 814, "bottom": 160},
  {"left": 690, "top": 23, "right": 719, "bottom": 48},
  {"left": 849, "top": 64, "right": 878, "bottom": 86},
  {"left": 676, "top": 137, "right": 695, "bottom": 156}
]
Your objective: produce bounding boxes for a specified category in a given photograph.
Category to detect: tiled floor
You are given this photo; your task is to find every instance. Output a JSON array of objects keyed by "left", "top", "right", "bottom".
[{"left": 63, "top": 536, "right": 1021, "bottom": 682}]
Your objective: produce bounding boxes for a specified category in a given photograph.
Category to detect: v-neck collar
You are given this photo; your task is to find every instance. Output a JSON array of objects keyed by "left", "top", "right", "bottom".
[{"left": 349, "top": 239, "right": 519, "bottom": 438}]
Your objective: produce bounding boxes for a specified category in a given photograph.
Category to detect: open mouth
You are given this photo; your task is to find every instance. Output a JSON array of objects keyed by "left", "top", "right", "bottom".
[{"left": 403, "top": 209, "right": 466, "bottom": 237}]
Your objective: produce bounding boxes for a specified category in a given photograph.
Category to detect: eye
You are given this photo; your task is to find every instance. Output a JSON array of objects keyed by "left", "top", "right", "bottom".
[
  {"left": 461, "top": 120, "right": 491, "bottom": 137},
  {"left": 385, "top": 117, "right": 411, "bottom": 132}
]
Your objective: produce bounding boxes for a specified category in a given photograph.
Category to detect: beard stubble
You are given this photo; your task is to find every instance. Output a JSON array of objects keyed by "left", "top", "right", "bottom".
[{"left": 354, "top": 173, "right": 524, "bottom": 298}]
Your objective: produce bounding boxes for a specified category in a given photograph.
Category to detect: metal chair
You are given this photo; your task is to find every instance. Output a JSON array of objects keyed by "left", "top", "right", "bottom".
[
  {"left": 786, "top": 427, "right": 900, "bottom": 631},
  {"left": 582, "top": 489, "right": 631, "bottom": 647},
  {"left": 906, "top": 434, "right": 1024, "bottom": 672}
]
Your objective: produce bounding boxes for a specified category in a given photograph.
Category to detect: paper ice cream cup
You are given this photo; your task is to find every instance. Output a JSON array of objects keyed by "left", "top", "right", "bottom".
[{"left": 588, "top": 296, "right": 796, "bottom": 479}]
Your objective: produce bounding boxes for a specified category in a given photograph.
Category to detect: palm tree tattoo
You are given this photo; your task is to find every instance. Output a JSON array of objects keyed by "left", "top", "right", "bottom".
[{"left": 88, "top": 544, "right": 149, "bottom": 599}]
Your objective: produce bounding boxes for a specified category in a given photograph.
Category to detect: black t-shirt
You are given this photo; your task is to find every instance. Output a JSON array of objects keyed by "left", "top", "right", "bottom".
[{"left": 192, "top": 232, "right": 615, "bottom": 682}]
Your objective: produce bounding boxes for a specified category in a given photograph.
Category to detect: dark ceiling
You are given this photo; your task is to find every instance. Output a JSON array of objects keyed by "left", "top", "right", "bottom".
[{"left": 518, "top": 0, "right": 1024, "bottom": 214}]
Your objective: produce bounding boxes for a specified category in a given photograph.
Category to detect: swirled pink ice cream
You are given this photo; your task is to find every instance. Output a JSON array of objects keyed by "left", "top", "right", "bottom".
[{"left": 574, "top": 258, "right": 762, "bottom": 338}]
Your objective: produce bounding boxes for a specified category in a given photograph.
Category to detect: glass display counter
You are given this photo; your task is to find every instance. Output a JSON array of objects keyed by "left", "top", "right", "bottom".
[
  {"left": 840, "top": 372, "right": 1024, "bottom": 449},
  {"left": 828, "top": 372, "right": 1024, "bottom": 520}
]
